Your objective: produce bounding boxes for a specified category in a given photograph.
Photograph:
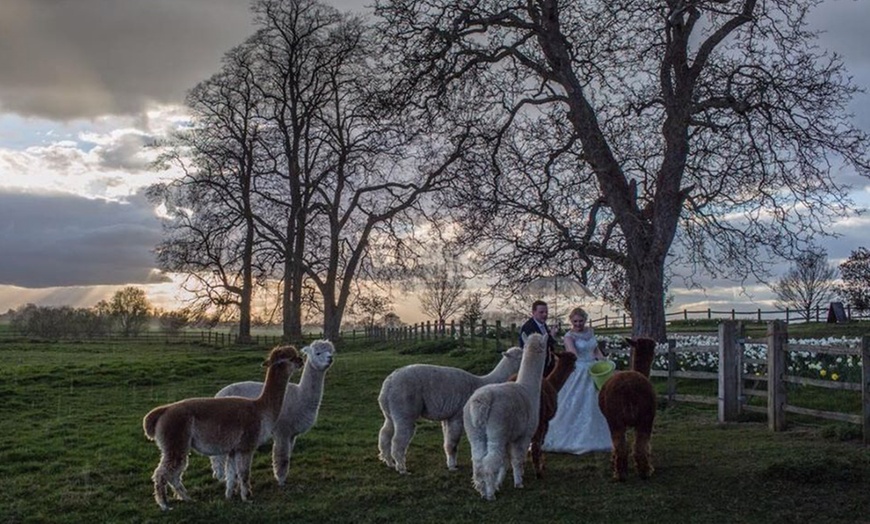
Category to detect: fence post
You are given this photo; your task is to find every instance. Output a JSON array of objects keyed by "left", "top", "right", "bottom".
[
  {"left": 495, "top": 320, "right": 502, "bottom": 351},
  {"left": 862, "top": 335, "right": 870, "bottom": 446},
  {"left": 718, "top": 320, "right": 740, "bottom": 422},
  {"left": 481, "top": 320, "right": 488, "bottom": 350},
  {"left": 767, "top": 320, "right": 787, "bottom": 432},
  {"left": 667, "top": 339, "right": 677, "bottom": 406}
]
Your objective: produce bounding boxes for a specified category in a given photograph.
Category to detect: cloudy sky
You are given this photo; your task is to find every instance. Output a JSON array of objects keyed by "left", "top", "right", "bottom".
[{"left": 0, "top": 0, "right": 868, "bottom": 323}]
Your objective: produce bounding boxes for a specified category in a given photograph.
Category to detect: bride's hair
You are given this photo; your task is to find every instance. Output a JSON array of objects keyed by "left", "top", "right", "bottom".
[{"left": 568, "top": 307, "right": 588, "bottom": 321}]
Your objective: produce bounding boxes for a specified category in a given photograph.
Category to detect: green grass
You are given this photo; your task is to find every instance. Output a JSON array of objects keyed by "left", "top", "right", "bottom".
[{"left": 1, "top": 338, "right": 869, "bottom": 523}]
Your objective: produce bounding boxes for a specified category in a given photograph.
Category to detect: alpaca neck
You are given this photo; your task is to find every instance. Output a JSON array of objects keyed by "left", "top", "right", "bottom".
[
  {"left": 296, "top": 362, "right": 326, "bottom": 408},
  {"left": 481, "top": 357, "right": 515, "bottom": 384},
  {"left": 257, "top": 363, "right": 291, "bottom": 417},
  {"left": 515, "top": 352, "right": 546, "bottom": 387},
  {"left": 632, "top": 348, "right": 655, "bottom": 378},
  {"left": 546, "top": 358, "right": 575, "bottom": 393}
]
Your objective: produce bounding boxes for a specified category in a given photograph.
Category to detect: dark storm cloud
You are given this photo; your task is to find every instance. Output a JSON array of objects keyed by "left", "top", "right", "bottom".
[
  {"left": 0, "top": 0, "right": 256, "bottom": 120},
  {"left": 0, "top": 0, "right": 369, "bottom": 121},
  {"left": 0, "top": 190, "right": 168, "bottom": 287}
]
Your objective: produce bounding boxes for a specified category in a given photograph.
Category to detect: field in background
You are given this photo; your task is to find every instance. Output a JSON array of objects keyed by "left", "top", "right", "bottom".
[{"left": 1, "top": 335, "right": 869, "bottom": 523}]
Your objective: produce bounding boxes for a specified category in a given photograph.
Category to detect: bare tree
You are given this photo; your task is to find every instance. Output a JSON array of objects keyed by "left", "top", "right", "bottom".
[
  {"left": 353, "top": 292, "right": 391, "bottom": 333},
  {"left": 374, "top": 0, "right": 870, "bottom": 340},
  {"left": 837, "top": 247, "right": 870, "bottom": 313},
  {"left": 110, "top": 287, "right": 152, "bottom": 337},
  {"left": 294, "top": 13, "right": 472, "bottom": 340},
  {"left": 418, "top": 262, "right": 467, "bottom": 323},
  {"left": 459, "top": 291, "right": 484, "bottom": 328},
  {"left": 244, "top": 0, "right": 347, "bottom": 342},
  {"left": 771, "top": 250, "right": 837, "bottom": 321},
  {"left": 151, "top": 42, "right": 265, "bottom": 343}
]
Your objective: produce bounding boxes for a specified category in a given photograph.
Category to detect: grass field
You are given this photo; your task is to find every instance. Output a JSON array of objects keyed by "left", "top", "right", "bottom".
[{"left": 1, "top": 336, "right": 869, "bottom": 523}]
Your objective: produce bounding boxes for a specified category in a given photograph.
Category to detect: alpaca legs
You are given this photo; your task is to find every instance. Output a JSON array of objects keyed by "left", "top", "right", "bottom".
[
  {"left": 530, "top": 423, "right": 547, "bottom": 479},
  {"left": 441, "top": 417, "right": 463, "bottom": 470},
  {"left": 508, "top": 440, "right": 527, "bottom": 489},
  {"left": 152, "top": 450, "right": 190, "bottom": 511},
  {"left": 478, "top": 441, "right": 506, "bottom": 501},
  {"left": 272, "top": 436, "right": 297, "bottom": 486},
  {"left": 224, "top": 451, "right": 254, "bottom": 501},
  {"left": 610, "top": 429, "right": 629, "bottom": 482},
  {"left": 633, "top": 430, "right": 654, "bottom": 479},
  {"left": 234, "top": 452, "right": 254, "bottom": 501},
  {"left": 388, "top": 420, "right": 416, "bottom": 474},
  {"left": 377, "top": 417, "right": 396, "bottom": 468},
  {"left": 210, "top": 455, "right": 226, "bottom": 482},
  {"left": 467, "top": 427, "right": 487, "bottom": 496},
  {"left": 224, "top": 452, "right": 238, "bottom": 499}
]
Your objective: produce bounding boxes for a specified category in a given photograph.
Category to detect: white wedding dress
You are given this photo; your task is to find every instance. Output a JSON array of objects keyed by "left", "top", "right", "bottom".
[{"left": 542, "top": 329, "right": 612, "bottom": 454}]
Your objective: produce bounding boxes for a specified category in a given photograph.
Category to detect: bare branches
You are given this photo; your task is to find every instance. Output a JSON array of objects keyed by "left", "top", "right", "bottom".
[{"left": 376, "top": 0, "right": 870, "bottom": 339}]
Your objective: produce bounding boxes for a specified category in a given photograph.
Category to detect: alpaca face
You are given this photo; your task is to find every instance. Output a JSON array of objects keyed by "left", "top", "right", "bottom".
[
  {"left": 266, "top": 345, "right": 304, "bottom": 369},
  {"left": 502, "top": 346, "right": 524, "bottom": 363},
  {"left": 303, "top": 340, "right": 336, "bottom": 371}
]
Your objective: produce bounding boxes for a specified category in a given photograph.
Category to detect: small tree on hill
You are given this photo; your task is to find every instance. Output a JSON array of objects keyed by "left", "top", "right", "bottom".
[
  {"left": 460, "top": 292, "right": 483, "bottom": 329},
  {"left": 354, "top": 293, "right": 391, "bottom": 333},
  {"left": 158, "top": 308, "right": 193, "bottom": 335},
  {"left": 837, "top": 247, "right": 870, "bottom": 313},
  {"left": 771, "top": 250, "right": 838, "bottom": 321},
  {"left": 110, "top": 287, "right": 151, "bottom": 337},
  {"left": 418, "top": 262, "right": 466, "bottom": 324}
]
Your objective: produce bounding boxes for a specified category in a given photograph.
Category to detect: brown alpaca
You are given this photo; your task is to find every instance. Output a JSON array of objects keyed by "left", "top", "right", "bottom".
[
  {"left": 597, "top": 337, "right": 656, "bottom": 482},
  {"left": 142, "top": 345, "right": 303, "bottom": 510},
  {"left": 511, "top": 351, "right": 578, "bottom": 478}
]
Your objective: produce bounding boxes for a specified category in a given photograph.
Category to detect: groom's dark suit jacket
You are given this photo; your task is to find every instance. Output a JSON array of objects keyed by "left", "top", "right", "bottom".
[{"left": 518, "top": 318, "right": 556, "bottom": 376}]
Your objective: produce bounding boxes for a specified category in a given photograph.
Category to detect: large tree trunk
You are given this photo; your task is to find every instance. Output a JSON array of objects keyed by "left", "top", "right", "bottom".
[
  {"left": 282, "top": 244, "right": 304, "bottom": 343},
  {"left": 626, "top": 257, "right": 667, "bottom": 342},
  {"left": 237, "top": 261, "right": 253, "bottom": 344},
  {"left": 237, "top": 198, "right": 255, "bottom": 345},
  {"left": 322, "top": 300, "right": 342, "bottom": 341}
]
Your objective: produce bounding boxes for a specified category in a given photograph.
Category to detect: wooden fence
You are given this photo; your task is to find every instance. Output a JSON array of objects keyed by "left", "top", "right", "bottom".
[
  {"left": 358, "top": 319, "right": 518, "bottom": 350},
  {"left": 590, "top": 304, "right": 870, "bottom": 329},
  {"left": 651, "top": 320, "right": 870, "bottom": 445}
]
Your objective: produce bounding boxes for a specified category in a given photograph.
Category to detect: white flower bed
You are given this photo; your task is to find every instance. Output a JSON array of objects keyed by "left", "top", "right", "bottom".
[{"left": 599, "top": 334, "right": 863, "bottom": 382}]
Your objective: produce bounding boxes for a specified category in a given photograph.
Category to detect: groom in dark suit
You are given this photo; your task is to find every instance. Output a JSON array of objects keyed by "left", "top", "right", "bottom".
[{"left": 518, "top": 299, "right": 557, "bottom": 376}]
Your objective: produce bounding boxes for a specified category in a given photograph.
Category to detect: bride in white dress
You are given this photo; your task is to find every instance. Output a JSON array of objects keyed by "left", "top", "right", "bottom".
[{"left": 542, "top": 307, "right": 612, "bottom": 454}]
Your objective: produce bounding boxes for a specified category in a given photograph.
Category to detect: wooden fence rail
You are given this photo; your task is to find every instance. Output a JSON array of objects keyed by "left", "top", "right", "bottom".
[{"left": 664, "top": 320, "right": 870, "bottom": 445}]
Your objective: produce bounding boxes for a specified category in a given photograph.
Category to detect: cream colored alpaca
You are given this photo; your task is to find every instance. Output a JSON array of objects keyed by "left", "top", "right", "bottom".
[
  {"left": 142, "top": 345, "right": 303, "bottom": 511},
  {"left": 211, "top": 339, "right": 336, "bottom": 486},
  {"left": 463, "top": 333, "right": 547, "bottom": 501},
  {"left": 377, "top": 346, "right": 524, "bottom": 474}
]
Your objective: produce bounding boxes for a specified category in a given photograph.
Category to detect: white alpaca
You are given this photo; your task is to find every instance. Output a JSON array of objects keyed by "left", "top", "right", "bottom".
[
  {"left": 377, "top": 346, "right": 524, "bottom": 474},
  {"left": 463, "top": 333, "right": 547, "bottom": 501},
  {"left": 211, "top": 339, "right": 336, "bottom": 486},
  {"left": 142, "top": 345, "right": 303, "bottom": 511}
]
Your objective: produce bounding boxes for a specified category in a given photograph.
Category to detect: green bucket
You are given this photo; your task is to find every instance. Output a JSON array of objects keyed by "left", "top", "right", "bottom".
[{"left": 590, "top": 359, "right": 616, "bottom": 390}]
